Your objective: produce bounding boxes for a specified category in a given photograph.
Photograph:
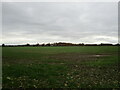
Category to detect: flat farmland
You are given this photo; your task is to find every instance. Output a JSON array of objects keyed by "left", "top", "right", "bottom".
[{"left": 2, "top": 46, "right": 120, "bottom": 88}]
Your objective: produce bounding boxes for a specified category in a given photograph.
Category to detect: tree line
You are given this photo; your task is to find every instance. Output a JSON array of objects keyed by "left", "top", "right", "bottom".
[{"left": 1, "top": 42, "right": 120, "bottom": 47}]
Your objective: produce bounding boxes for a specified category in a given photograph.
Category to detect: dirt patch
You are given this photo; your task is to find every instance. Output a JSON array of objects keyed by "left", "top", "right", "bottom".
[
  {"left": 91, "top": 54, "right": 110, "bottom": 57},
  {"left": 49, "top": 53, "right": 111, "bottom": 62}
]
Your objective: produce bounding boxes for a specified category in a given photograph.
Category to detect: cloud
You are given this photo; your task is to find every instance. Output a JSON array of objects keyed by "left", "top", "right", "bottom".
[{"left": 2, "top": 2, "right": 118, "bottom": 44}]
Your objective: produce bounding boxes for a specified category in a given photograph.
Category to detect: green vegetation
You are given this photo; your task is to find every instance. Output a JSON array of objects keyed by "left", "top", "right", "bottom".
[{"left": 2, "top": 46, "right": 120, "bottom": 88}]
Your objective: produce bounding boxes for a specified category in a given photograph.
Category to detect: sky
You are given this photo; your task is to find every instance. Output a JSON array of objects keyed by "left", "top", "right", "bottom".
[{"left": 2, "top": 2, "right": 118, "bottom": 45}]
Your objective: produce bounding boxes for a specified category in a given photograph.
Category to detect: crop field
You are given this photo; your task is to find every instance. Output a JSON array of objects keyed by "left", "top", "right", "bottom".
[{"left": 2, "top": 46, "right": 120, "bottom": 88}]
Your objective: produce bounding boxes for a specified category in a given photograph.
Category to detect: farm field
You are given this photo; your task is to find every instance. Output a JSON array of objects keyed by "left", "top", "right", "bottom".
[{"left": 2, "top": 46, "right": 120, "bottom": 88}]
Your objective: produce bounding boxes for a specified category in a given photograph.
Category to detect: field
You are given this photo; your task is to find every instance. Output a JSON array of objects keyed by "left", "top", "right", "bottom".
[{"left": 2, "top": 46, "right": 120, "bottom": 88}]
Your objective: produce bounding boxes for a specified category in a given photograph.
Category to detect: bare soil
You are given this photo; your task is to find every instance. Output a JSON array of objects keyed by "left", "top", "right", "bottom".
[{"left": 49, "top": 53, "right": 111, "bottom": 62}]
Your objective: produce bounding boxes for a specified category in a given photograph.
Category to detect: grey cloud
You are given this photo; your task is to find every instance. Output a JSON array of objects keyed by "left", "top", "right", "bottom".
[{"left": 2, "top": 2, "right": 118, "bottom": 44}]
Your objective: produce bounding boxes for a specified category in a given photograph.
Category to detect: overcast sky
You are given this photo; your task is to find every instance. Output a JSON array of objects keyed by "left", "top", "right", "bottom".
[{"left": 2, "top": 2, "right": 118, "bottom": 44}]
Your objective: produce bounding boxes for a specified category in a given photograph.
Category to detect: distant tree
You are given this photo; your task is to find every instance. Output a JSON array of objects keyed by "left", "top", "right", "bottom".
[
  {"left": 2, "top": 44, "right": 5, "bottom": 47},
  {"left": 41, "top": 44, "right": 45, "bottom": 46},
  {"left": 78, "top": 43, "right": 84, "bottom": 46},
  {"left": 26, "top": 43, "right": 30, "bottom": 46},
  {"left": 36, "top": 43, "right": 39, "bottom": 46},
  {"left": 46, "top": 43, "right": 51, "bottom": 46}
]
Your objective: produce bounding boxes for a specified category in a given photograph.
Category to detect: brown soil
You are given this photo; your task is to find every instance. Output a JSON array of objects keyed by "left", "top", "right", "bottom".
[{"left": 49, "top": 53, "right": 111, "bottom": 62}]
